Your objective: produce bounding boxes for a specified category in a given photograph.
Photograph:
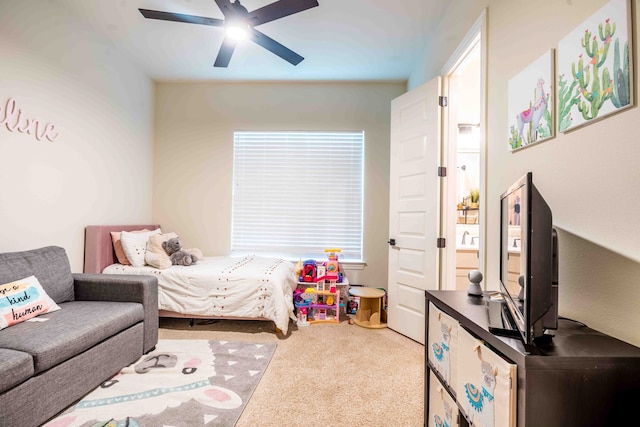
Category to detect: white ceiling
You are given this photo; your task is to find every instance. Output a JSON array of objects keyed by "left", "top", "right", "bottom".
[{"left": 56, "top": 0, "right": 450, "bottom": 81}]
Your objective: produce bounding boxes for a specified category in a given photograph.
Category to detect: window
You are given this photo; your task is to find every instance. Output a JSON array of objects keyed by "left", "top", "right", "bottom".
[{"left": 232, "top": 131, "right": 364, "bottom": 261}]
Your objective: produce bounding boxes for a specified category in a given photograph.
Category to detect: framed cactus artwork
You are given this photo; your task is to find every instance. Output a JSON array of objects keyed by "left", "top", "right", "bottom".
[
  {"left": 507, "top": 50, "right": 554, "bottom": 151},
  {"left": 557, "top": 0, "right": 633, "bottom": 133}
]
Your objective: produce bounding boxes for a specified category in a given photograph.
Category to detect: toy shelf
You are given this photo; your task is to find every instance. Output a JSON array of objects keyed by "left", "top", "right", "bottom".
[
  {"left": 295, "top": 290, "right": 340, "bottom": 325},
  {"left": 309, "top": 303, "right": 336, "bottom": 310},
  {"left": 295, "top": 250, "right": 347, "bottom": 326}
]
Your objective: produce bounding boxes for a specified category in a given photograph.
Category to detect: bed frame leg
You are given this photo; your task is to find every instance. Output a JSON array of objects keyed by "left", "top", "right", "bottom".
[{"left": 190, "top": 318, "right": 194, "bottom": 327}]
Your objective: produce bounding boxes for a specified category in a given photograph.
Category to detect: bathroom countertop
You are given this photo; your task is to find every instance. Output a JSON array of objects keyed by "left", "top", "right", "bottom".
[{"left": 456, "top": 245, "right": 478, "bottom": 251}]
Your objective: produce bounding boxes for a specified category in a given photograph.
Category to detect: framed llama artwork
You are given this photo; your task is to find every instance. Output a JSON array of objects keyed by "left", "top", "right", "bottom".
[
  {"left": 507, "top": 50, "right": 554, "bottom": 151},
  {"left": 557, "top": 0, "right": 633, "bottom": 133}
]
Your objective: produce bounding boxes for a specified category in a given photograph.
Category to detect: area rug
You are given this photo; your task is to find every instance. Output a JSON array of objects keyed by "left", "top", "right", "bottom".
[{"left": 45, "top": 339, "right": 276, "bottom": 427}]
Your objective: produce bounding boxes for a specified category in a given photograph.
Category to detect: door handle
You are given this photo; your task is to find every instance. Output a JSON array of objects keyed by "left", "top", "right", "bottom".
[{"left": 388, "top": 239, "right": 396, "bottom": 246}]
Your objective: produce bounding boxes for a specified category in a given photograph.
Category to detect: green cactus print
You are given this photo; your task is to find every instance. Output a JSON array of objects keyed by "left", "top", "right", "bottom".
[
  {"left": 558, "top": 73, "right": 580, "bottom": 132},
  {"left": 557, "top": 0, "right": 632, "bottom": 132},
  {"left": 610, "top": 37, "right": 630, "bottom": 108},
  {"left": 509, "top": 125, "right": 522, "bottom": 150},
  {"left": 537, "top": 100, "right": 552, "bottom": 139},
  {"left": 574, "top": 19, "right": 615, "bottom": 120}
]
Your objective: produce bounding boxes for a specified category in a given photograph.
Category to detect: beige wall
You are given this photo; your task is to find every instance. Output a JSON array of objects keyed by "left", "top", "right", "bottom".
[
  {"left": 0, "top": 2, "right": 154, "bottom": 272},
  {"left": 153, "top": 81, "right": 405, "bottom": 285},
  {"left": 412, "top": 0, "right": 640, "bottom": 346}
]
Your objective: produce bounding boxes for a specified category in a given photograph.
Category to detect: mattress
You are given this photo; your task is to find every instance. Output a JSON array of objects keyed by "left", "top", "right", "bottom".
[{"left": 103, "top": 255, "right": 297, "bottom": 334}]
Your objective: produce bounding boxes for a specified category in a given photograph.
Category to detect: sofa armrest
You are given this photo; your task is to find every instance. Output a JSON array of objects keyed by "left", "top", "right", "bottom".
[{"left": 73, "top": 273, "right": 158, "bottom": 353}]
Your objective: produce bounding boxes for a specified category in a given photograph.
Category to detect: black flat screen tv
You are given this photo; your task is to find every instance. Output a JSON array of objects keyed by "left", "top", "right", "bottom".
[{"left": 491, "top": 172, "right": 558, "bottom": 346}]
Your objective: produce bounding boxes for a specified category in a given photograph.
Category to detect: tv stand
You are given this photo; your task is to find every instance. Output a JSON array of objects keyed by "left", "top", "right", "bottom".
[{"left": 426, "top": 290, "right": 640, "bottom": 426}]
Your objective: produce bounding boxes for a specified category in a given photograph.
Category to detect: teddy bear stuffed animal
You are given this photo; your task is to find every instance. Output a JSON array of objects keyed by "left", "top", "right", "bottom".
[{"left": 162, "top": 237, "right": 199, "bottom": 266}]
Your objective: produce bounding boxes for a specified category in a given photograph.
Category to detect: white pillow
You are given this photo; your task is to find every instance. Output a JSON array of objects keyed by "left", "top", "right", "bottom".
[
  {"left": 145, "top": 232, "right": 178, "bottom": 269},
  {"left": 120, "top": 228, "right": 161, "bottom": 267}
]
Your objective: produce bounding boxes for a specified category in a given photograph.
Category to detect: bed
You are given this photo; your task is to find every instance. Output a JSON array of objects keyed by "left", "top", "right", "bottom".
[{"left": 83, "top": 225, "right": 297, "bottom": 334}]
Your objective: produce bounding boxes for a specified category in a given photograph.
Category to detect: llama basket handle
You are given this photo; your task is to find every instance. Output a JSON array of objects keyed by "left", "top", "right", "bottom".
[{"left": 473, "top": 340, "right": 484, "bottom": 359}]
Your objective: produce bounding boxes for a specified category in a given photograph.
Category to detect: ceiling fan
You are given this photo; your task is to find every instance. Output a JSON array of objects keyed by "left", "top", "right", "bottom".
[{"left": 139, "top": 0, "right": 319, "bottom": 68}]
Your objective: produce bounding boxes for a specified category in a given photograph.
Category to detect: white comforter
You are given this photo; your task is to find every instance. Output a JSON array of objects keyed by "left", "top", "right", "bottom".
[{"left": 103, "top": 255, "right": 297, "bottom": 334}]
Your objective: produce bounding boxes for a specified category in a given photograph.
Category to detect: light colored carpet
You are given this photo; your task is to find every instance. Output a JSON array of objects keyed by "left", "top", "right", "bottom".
[{"left": 159, "top": 317, "right": 425, "bottom": 427}]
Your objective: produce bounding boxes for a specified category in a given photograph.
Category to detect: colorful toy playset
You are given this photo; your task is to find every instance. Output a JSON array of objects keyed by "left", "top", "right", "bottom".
[
  {"left": 294, "top": 248, "right": 345, "bottom": 324},
  {"left": 297, "top": 248, "right": 344, "bottom": 286}
]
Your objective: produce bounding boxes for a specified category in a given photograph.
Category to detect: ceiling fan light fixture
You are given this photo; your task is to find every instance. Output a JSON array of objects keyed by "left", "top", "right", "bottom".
[
  {"left": 226, "top": 22, "right": 248, "bottom": 40},
  {"left": 139, "top": 0, "right": 320, "bottom": 67},
  {"left": 226, "top": 1, "right": 249, "bottom": 41}
]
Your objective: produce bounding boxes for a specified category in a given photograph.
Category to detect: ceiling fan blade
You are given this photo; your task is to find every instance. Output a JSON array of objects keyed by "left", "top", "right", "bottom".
[
  {"left": 214, "top": 0, "right": 235, "bottom": 17},
  {"left": 249, "top": 28, "right": 304, "bottom": 65},
  {"left": 214, "top": 37, "right": 237, "bottom": 67},
  {"left": 247, "top": 0, "right": 319, "bottom": 26},
  {"left": 139, "top": 9, "right": 224, "bottom": 27}
]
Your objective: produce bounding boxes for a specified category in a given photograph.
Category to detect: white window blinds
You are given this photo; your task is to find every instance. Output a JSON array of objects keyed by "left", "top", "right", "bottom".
[{"left": 232, "top": 131, "right": 364, "bottom": 261}]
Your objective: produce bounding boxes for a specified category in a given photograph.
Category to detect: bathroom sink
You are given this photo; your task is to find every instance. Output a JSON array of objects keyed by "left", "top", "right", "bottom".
[{"left": 457, "top": 244, "right": 479, "bottom": 250}]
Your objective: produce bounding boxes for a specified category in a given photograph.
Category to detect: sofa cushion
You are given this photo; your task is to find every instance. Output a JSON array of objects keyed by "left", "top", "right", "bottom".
[
  {"left": 0, "top": 300, "right": 144, "bottom": 374},
  {"left": 0, "top": 246, "right": 74, "bottom": 304},
  {"left": 0, "top": 348, "right": 34, "bottom": 393}
]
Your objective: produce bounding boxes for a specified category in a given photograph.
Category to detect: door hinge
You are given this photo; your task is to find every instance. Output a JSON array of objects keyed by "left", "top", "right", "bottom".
[
  {"left": 439, "top": 96, "right": 448, "bottom": 107},
  {"left": 436, "top": 238, "right": 446, "bottom": 248},
  {"left": 438, "top": 166, "right": 447, "bottom": 177}
]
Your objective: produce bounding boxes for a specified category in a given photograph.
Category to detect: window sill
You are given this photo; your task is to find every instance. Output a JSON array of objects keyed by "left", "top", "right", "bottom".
[
  {"left": 340, "top": 261, "right": 367, "bottom": 270},
  {"left": 279, "top": 257, "right": 366, "bottom": 270}
]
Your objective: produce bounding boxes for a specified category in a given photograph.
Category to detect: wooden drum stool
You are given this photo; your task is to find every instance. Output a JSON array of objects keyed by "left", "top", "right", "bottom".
[{"left": 349, "top": 287, "right": 387, "bottom": 329}]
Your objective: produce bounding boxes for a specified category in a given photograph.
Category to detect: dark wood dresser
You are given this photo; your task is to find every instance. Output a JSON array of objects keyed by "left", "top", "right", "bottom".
[{"left": 425, "top": 290, "right": 640, "bottom": 427}]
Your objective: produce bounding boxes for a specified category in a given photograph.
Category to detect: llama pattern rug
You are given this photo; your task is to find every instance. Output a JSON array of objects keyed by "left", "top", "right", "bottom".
[{"left": 45, "top": 339, "right": 276, "bottom": 427}]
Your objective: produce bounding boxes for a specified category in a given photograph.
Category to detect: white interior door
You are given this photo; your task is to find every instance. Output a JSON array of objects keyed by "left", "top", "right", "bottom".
[{"left": 388, "top": 77, "right": 442, "bottom": 344}]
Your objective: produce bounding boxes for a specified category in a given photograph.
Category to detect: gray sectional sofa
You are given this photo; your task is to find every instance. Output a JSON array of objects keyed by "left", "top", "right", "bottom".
[{"left": 0, "top": 246, "right": 158, "bottom": 427}]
